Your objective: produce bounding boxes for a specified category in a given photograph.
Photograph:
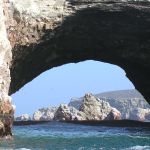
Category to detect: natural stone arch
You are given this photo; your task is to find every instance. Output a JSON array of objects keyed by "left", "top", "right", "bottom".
[
  {"left": 0, "top": 0, "right": 150, "bottom": 138},
  {"left": 9, "top": 1, "right": 150, "bottom": 103}
]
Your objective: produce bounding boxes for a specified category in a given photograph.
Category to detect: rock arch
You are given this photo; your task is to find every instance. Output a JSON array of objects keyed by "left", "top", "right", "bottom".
[{"left": 0, "top": 0, "right": 150, "bottom": 137}]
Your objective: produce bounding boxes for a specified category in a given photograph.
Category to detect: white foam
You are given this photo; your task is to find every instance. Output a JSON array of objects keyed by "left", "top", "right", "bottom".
[
  {"left": 124, "top": 145, "right": 150, "bottom": 150},
  {"left": 16, "top": 148, "right": 31, "bottom": 150},
  {"left": 0, "top": 148, "right": 31, "bottom": 150}
]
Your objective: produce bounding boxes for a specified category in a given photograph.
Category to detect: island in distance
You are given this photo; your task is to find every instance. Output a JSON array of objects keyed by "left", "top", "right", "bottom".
[{"left": 15, "top": 89, "right": 150, "bottom": 123}]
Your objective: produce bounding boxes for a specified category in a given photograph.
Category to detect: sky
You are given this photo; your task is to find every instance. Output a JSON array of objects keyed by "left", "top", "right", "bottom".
[{"left": 11, "top": 60, "right": 135, "bottom": 116}]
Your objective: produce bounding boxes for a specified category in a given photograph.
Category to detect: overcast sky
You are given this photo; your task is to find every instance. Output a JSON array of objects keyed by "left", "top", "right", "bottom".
[{"left": 12, "top": 60, "right": 135, "bottom": 116}]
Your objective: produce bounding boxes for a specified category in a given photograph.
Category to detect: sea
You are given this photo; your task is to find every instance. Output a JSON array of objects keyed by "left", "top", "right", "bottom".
[{"left": 0, "top": 122, "right": 150, "bottom": 150}]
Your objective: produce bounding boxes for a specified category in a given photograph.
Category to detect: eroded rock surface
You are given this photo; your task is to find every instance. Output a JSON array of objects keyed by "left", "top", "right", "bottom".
[
  {"left": 80, "top": 93, "right": 121, "bottom": 120},
  {"left": 7, "top": 0, "right": 150, "bottom": 106},
  {"left": 54, "top": 104, "right": 87, "bottom": 121},
  {"left": 54, "top": 94, "right": 121, "bottom": 121},
  {"left": 69, "top": 90, "right": 150, "bottom": 121},
  {"left": 0, "top": 0, "right": 14, "bottom": 138},
  {"left": 33, "top": 107, "right": 57, "bottom": 121}
]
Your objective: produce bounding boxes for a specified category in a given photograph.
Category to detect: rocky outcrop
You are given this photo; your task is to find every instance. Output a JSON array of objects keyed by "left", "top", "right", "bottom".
[
  {"left": 79, "top": 93, "right": 121, "bottom": 120},
  {"left": 54, "top": 94, "right": 121, "bottom": 121},
  {"left": 105, "top": 108, "right": 121, "bottom": 120},
  {"left": 69, "top": 90, "right": 150, "bottom": 121},
  {"left": 0, "top": 0, "right": 14, "bottom": 138},
  {"left": 33, "top": 107, "right": 57, "bottom": 121},
  {"left": 15, "top": 114, "right": 31, "bottom": 121},
  {"left": 54, "top": 104, "right": 87, "bottom": 121},
  {"left": 1, "top": 0, "right": 150, "bottom": 138}
]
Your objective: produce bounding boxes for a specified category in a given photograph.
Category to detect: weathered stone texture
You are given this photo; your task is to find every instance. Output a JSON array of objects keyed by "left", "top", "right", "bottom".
[
  {"left": 0, "top": 0, "right": 14, "bottom": 138},
  {"left": 54, "top": 94, "right": 121, "bottom": 121},
  {"left": 33, "top": 107, "right": 57, "bottom": 121},
  {"left": 79, "top": 93, "right": 121, "bottom": 120},
  {"left": 6, "top": 0, "right": 150, "bottom": 106},
  {"left": 54, "top": 104, "right": 87, "bottom": 121}
]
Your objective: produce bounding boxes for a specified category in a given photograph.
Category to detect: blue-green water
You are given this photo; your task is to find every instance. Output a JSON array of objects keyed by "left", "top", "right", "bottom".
[{"left": 0, "top": 122, "right": 150, "bottom": 150}]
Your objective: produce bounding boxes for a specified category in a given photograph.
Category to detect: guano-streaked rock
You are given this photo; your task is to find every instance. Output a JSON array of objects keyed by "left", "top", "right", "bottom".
[
  {"left": 79, "top": 93, "right": 121, "bottom": 120},
  {"left": 33, "top": 107, "right": 57, "bottom": 121},
  {"left": 54, "top": 104, "right": 87, "bottom": 121}
]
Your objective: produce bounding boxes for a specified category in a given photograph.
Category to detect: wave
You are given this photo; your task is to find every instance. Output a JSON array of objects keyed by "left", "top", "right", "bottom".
[
  {"left": 0, "top": 148, "right": 31, "bottom": 150},
  {"left": 123, "top": 145, "right": 150, "bottom": 150},
  {"left": 15, "top": 149, "right": 31, "bottom": 150}
]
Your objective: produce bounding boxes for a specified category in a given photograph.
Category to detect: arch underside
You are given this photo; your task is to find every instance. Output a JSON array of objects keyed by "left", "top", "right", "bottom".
[{"left": 10, "top": 2, "right": 150, "bottom": 104}]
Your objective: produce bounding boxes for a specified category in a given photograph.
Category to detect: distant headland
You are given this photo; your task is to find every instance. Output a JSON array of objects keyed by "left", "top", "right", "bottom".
[{"left": 15, "top": 90, "right": 150, "bottom": 125}]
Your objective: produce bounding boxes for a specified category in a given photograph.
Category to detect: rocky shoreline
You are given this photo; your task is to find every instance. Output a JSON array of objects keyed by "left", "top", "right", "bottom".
[
  {"left": 12, "top": 91, "right": 150, "bottom": 143},
  {"left": 16, "top": 93, "right": 122, "bottom": 122},
  {"left": 15, "top": 92, "right": 150, "bottom": 122}
]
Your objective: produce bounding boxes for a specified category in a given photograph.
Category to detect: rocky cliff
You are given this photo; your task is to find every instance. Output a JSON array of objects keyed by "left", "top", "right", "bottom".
[
  {"left": 33, "top": 93, "right": 121, "bottom": 121},
  {"left": 54, "top": 93, "right": 121, "bottom": 121},
  {"left": 69, "top": 90, "right": 150, "bottom": 121},
  {"left": 1, "top": 0, "right": 150, "bottom": 138},
  {"left": 79, "top": 93, "right": 121, "bottom": 120},
  {"left": 0, "top": 0, "right": 14, "bottom": 138},
  {"left": 8, "top": 1, "right": 150, "bottom": 104}
]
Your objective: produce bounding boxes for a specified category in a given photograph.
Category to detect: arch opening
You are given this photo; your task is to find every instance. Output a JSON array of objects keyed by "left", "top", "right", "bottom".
[{"left": 11, "top": 60, "right": 149, "bottom": 122}]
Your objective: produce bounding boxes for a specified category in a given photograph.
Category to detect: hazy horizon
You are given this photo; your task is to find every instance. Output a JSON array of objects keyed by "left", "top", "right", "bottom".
[{"left": 12, "top": 60, "right": 135, "bottom": 116}]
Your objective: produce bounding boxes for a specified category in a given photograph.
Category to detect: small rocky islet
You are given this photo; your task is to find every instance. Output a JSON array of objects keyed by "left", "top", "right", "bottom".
[{"left": 15, "top": 90, "right": 150, "bottom": 122}]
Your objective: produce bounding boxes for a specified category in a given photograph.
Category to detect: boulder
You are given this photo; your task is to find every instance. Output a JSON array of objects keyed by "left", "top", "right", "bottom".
[
  {"left": 33, "top": 107, "right": 57, "bottom": 121},
  {"left": 105, "top": 108, "right": 121, "bottom": 120}
]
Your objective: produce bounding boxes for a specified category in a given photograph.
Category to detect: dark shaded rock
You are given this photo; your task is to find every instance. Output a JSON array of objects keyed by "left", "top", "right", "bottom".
[
  {"left": 105, "top": 108, "right": 121, "bottom": 120},
  {"left": 6, "top": 1, "right": 150, "bottom": 106}
]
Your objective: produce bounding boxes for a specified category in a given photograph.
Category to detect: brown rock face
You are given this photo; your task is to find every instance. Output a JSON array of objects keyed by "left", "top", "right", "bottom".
[
  {"left": 0, "top": 100, "right": 14, "bottom": 138},
  {"left": 105, "top": 108, "right": 121, "bottom": 120}
]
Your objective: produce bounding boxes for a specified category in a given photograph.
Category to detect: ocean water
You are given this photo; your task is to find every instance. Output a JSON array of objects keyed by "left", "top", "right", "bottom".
[{"left": 0, "top": 122, "right": 150, "bottom": 150}]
